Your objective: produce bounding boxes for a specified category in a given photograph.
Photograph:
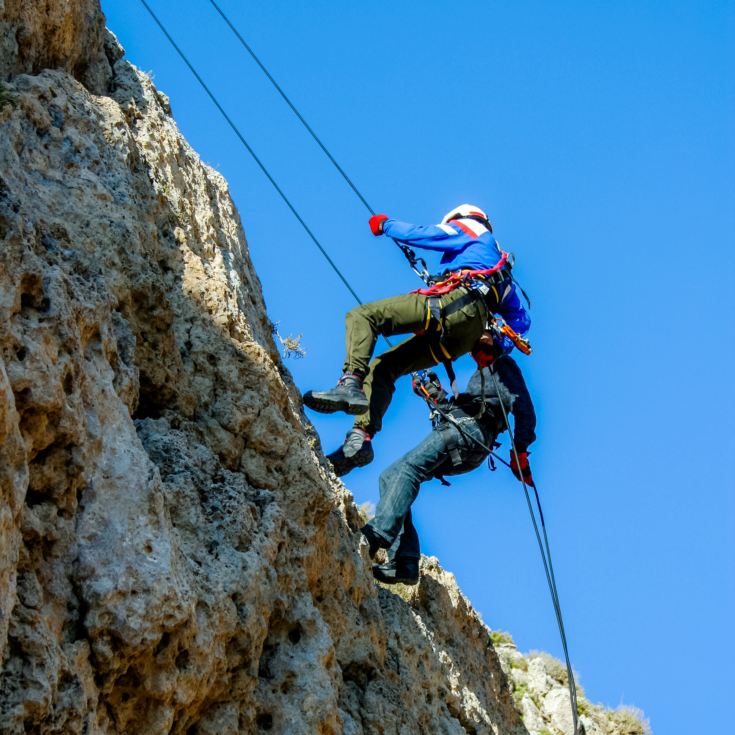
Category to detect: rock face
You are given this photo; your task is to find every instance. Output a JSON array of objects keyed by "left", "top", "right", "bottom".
[
  {"left": 0, "top": 0, "right": 111, "bottom": 94},
  {"left": 0, "top": 3, "right": 648, "bottom": 734}
]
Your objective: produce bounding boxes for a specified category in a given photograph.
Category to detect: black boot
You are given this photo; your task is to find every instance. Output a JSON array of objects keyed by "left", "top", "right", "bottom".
[
  {"left": 303, "top": 373, "right": 369, "bottom": 415},
  {"left": 360, "top": 524, "right": 388, "bottom": 559},
  {"left": 327, "top": 428, "right": 374, "bottom": 477},
  {"left": 372, "top": 558, "right": 420, "bottom": 586}
]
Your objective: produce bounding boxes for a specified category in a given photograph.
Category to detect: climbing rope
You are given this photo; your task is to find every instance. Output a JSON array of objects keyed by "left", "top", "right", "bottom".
[
  {"left": 205, "top": 0, "right": 432, "bottom": 284},
  {"left": 487, "top": 368, "right": 580, "bottom": 734}
]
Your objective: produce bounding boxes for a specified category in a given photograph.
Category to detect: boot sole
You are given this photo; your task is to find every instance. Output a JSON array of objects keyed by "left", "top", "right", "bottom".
[
  {"left": 372, "top": 570, "right": 419, "bottom": 586},
  {"left": 303, "top": 393, "right": 369, "bottom": 416}
]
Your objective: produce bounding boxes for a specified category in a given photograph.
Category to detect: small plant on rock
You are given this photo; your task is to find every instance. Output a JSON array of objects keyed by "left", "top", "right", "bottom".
[
  {"left": 271, "top": 321, "right": 307, "bottom": 359},
  {"left": 609, "top": 705, "right": 651, "bottom": 735},
  {"left": 512, "top": 680, "right": 530, "bottom": 705},
  {"left": 490, "top": 629, "right": 515, "bottom": 647}
]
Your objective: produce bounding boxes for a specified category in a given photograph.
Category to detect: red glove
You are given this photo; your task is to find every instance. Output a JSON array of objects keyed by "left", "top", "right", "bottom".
[
  {"left": 510, "top": 451, "right": 534, "bottom": 486},
  {"left": 369, "top": 214, "right": 388, "bottom": 236},
  {"left": 471, "top": 330, "right": 499, "bottom": 368}
]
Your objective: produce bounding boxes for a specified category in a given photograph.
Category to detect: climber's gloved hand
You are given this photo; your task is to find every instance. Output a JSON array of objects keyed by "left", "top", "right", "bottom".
[
  {"left": 412, "top": 371, "right": 446, "bottom": 403},
  {"left": 369, "top": 214, "right": 388, "bottom": 236},
  {"left": 510, "top": 451, "right": 534, "bottom": 486}
]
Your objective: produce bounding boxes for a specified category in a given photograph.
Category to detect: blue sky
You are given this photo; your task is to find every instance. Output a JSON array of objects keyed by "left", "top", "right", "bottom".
[{"left": 103, "top": 2, "right": 734, "bottom": 732}]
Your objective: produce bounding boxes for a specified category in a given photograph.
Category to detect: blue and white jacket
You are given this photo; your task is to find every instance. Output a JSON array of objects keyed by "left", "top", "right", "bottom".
[{"left": 383, "top": 217, "right": 531, "bottom": 348}]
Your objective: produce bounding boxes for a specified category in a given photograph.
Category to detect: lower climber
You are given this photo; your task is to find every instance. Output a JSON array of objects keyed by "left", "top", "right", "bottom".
[
  {"left": 302, "top": 204, "right": 531, "bottom": 476},
  {"left": 360, "top": 331, "right": 536, "bottom": 585}
]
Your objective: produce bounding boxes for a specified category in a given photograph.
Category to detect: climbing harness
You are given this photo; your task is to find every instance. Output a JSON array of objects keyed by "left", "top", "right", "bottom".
[{"left": 415, "top": 253, "right": 510, "bottom": 296}]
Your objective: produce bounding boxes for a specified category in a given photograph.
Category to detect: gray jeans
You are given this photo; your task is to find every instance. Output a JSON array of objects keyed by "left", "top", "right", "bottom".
[{"left": 369, "top": 417, "right": 492, "bottom": 561}]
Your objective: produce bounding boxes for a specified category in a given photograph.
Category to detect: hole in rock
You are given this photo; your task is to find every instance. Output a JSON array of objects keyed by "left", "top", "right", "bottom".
[
  {"left": 25, "top": 488, "right": 48, "bottom": 508},
  {"left": 154, "top": 633, "right": 170, "bottom": 656},
  {"left": 132, "top": 375, "right": 164, "bottom": 420},
  {"left": 19, "top": 273, "right": 50, "bottom": 313},
  {"left": 256, "top": 713, "right": 273, "bottom": 731},
  {"left": 14, "top": 386, "right": 31, "bottom": 405},
  {"left": 175, "top": 649, "right": 190, "bottom": 670},
  {"left": 287, "top": 624, "right": 302, "bottom": 645}
]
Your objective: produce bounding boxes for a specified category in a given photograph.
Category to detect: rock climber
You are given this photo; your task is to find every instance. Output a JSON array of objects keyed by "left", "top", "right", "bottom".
[
  {"left": 302, "top": 204, "right": 531, "bottom": 476},
  {"left": 360, "top": 328, "right": 536, "bottom": 585}
]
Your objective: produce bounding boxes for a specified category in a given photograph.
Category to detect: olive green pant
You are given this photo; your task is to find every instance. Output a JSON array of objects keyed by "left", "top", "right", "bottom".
[{"left": 342, "top": 290, "right": 488, "bottom": 436}]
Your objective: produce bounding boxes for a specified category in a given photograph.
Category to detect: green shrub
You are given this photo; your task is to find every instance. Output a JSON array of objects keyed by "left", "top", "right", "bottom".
[
  {"left": 489, "top": 629, "right": 515, "bottom": 647},
  {"left": 576, "top": 697, "right": 591, "bottom": 717},
  {"left": 512, "top": 681, "right": 529, "bottom": 705}
]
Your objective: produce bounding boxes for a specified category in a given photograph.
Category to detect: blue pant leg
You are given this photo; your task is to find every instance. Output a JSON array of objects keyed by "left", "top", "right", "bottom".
[
  {"left": 388, "top": 508, "right": 420, "bottom": 560},
  {"left": 371, "top": 428, "right": 451, "bottom": 546}
]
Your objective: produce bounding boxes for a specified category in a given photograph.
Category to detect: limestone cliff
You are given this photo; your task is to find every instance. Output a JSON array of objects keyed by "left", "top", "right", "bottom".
[{"left": 0, "top": 3, "right": 647, "bottom": 734}]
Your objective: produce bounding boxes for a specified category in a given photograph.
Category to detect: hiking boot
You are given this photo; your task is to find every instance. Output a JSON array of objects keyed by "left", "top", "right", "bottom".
[
  {"left": 327, "top": 428, "right": 374, "bottom": 476},
  {"left": 303, "top": 373, "right": 369, "bottom": 415},
  {"left": 372, "top": 558, "right": 420, "bottom": 586}
]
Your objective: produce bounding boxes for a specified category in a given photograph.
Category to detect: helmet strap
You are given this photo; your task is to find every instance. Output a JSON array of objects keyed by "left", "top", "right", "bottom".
[{"left": 448, "top": 213, "right": 493, "bottom": 233}]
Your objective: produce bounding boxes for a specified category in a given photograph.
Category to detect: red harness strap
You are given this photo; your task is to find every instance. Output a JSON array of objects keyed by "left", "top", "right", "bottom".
[{"left": 412, "top": 251, "right": 510, "bottom": 296}]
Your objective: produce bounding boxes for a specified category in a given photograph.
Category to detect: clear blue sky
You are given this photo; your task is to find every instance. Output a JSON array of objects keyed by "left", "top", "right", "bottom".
[{"left": 103, "top": 2, "right": 734, "bottom": 732}]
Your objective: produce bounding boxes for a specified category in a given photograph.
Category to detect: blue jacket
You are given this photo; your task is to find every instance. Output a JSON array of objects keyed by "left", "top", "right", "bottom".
[{"left": 383, "top": 217, "right": 531, "bottom": 349}]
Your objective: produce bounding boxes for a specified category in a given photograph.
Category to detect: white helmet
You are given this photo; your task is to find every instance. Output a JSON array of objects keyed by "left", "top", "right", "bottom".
[{"left": 440, "top": 203, "right": 492, "bottom": 232}]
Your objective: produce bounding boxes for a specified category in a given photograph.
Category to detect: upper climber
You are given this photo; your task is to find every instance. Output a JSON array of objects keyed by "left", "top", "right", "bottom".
[{"left": 302, "top": 204, "right": 531, "bottom": 476}]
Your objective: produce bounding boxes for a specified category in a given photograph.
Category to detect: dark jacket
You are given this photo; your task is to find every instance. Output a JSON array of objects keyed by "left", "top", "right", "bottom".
[{"left": 444, "top": 356, "right": 537, "bottom": 453}]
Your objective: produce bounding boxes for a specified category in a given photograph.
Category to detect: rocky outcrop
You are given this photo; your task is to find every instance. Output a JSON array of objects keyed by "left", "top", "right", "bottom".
[
  {"left": 0, "top": 0, "right": 112, "bottom": 94},
  {"left": 0, "top": 3, "right": 648, "bottom": 734},
  {"left": 494, "top": 634, "right": 650, "bottom": 735}
]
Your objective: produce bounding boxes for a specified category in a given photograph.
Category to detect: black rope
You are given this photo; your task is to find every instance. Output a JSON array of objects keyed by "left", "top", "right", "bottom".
[
  {"left": 205, "top": 0, "right": 431, "bottom": 284},
  {"left": 138, "top": 0, "right": 364, "bottom": 307},
  {"left": 487, "top": 368, "right": 580, "bottom": 734}
]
